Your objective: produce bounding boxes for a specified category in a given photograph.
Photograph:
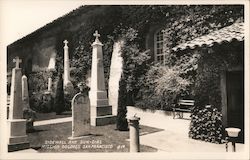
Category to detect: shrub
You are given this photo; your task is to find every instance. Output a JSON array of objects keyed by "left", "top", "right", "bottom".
[
  {"left": 116, "top": 75, "right": 128, "bottom": 131},
  {"left": 29, "top": 92, "right": 54, "bottom": 113},
  {"left": 28, "top": 70, "right": 53, "bottom": 93},
  {"left": 23, "top": 108, "right": 37, "bottom": 132},
  {"left": 189, "top": 105, "right": 225, "bottom": 143},
  {"left": 54, "top": 73, "right": 66, "bottom": 115},
  {"left": 135, "top": 65, "right": 191, "bottom": 110}
]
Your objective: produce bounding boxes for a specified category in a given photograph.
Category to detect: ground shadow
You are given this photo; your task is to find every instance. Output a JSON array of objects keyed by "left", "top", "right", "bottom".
[
  {"left": 59, "top": 112, "right": 72, "bottom": 115},
  {"left": 88, "top": 133, "right": 103, "bottom": 137},
  {"left": 28, "top": 129, "right": 47, "bottom": 133},
  {"left": 31, "top": 146, "right": 41, "bottom": 150}
]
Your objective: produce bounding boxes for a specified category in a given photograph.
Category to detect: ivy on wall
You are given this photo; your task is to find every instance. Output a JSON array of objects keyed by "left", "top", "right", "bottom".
[{"left": 26, "top": 6, "right": 244, "bottom": 139}]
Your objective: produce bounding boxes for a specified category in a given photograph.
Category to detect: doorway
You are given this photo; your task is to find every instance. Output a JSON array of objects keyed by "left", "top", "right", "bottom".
[{"left": 226, "top": 70, "right": 244, "bottom": 143}]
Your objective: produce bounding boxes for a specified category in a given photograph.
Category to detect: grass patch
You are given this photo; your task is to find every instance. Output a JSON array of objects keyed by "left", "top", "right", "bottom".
[{"left": 28, "top": 122, "right": 161, "bottom": 152}]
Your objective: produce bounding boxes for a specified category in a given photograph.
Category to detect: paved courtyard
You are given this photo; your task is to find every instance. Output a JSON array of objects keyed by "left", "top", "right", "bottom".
[
  {"left": 139, "top": 116, "right": 246, "bottom": 153},
  {"left": 23, "top": 113, "right": 246, "bottom": 153}
]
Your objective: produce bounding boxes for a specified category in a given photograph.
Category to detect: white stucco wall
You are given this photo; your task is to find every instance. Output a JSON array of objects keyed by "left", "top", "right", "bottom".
[{"left": 108, "top": 40, "right": 124, "bottom": 116}]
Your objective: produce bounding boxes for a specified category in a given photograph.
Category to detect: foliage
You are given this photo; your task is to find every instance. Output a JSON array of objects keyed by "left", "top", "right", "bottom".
[
  {"left": 28, "top": 70, "right": 56, "bottom": 113},
  {"left": 28, "top": 71, "right": 51, "bottom": 93},
  {"left": 119, "top": 28, "right": 151, "bottom": 105},
  {"left": 23, "top": 108, "right": 37, "bottom": 121},
  {"left": 46, "top": 6, "right": 243, "bottom": 110},
  {"left": 29, "top": 92, "right": 54, "bottom": 113},
  {"left": 54, "top": 73, "right": 66, "bottom": 115},
  {"left": 189, "top": 105, "right": 225, "bottom": 143},
  {"left": 70, "top": 6, "right": 122, "bottom": 88},
  {"left": 135, "top": 64, "right": 191, "bottom": 110},
  {"left": 116, "top": 28, "right": 151, "bottom": 131},
  {"left": 23, "top": 108, "right": 37, "bottom": 132},
  {"left": 116, "top": 74, "right": 128, "bottom": 131}
]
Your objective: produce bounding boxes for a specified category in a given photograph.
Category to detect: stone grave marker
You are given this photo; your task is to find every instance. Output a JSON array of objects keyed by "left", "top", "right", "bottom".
[
  {"left": 63, "top": 40, "right": 73, "bottom": 93},
  {"left": 89, "top": 30, "right": 116, "bottom": 126},
  {"left": 22, "top": 75, "right": 30, "bottom": 109},
  {"left": 69, "top": 92, "right": 90, "bottom": 139},
  {"left": 8, "top": 57, "right": 29, "bottom": 152}
]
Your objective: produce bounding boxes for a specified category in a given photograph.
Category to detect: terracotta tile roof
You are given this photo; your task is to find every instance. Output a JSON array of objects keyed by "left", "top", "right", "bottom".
[{"left": 172, "top": 22, "right": 244, "bottom": 52}]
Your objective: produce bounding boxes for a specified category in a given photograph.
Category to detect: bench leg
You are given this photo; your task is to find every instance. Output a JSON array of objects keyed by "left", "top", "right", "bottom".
[{"left": 180, "top": 112, "right": 183, "bottom": 119}]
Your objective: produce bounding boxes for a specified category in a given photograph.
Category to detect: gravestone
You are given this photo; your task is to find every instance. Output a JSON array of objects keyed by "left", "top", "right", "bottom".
[
  {"left": 89, "top": 31, "right": 116, "bottom": 126},
  {"left": 47, "top": 52, "right": 56, "bottom": 70},
  {"left": 69, "top": 84, "right": 90, "bottom": 139},
  {"left": 47, "top": 77, "right": 52, "bottom": 93},
  {"left": 22, "top": 75, "right": 30, "bottom": 109},
  {"left": 8, "top": 57, "right": 29, "bottom": 152},
  {"left": 22, "top": 75, "right": 35, "bottom": 132}
]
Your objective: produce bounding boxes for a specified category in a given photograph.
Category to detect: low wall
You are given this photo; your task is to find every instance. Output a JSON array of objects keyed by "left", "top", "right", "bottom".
[{"left": 127, "top": 106, "right": 191, "bottom": 132}]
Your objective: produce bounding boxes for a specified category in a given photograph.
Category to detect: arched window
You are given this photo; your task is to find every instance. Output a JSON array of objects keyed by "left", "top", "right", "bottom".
[{"left": 154, "top": 29, "right": 165, "bottom": 65}]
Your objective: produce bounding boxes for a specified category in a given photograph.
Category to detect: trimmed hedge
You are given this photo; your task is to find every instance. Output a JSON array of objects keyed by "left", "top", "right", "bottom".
[{"left": 189, "top": 105, "right": 225, "bottom": 143}]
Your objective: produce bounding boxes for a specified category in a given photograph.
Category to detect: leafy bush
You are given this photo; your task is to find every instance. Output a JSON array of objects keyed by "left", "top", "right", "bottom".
[
  {"left": 135, "top": 64, "right": 191, "bottom": 110},
  {"left": 116, "top": 75, "right": 128, "bottom": 131},
  {"left": 23, "top": 108, "right": 37, "bottom": 132},
  {"left": 28, "top": 70, "right": 55, "bottom": 93},
  {"left": 29, "top": 92, "right": 54, "bottom": 113},
  {"left": 189, "top": 105, "right": 225, "bottom": 143},
  {"left": 54, "top": 73, "right": 66, "bottom": 115}
]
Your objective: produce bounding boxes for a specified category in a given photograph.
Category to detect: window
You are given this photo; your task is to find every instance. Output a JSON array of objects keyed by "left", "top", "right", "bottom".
[{"left": 154, "top": 29, "right": 165, "bottom": 65}]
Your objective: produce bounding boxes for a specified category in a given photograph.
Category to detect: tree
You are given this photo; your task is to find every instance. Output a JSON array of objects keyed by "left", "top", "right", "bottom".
[
  {"left": 116, "top": 74, "right": 128, "bottom": 131},
  {"left": 54, "top": 72, "right": 65, "bottom": 115}
]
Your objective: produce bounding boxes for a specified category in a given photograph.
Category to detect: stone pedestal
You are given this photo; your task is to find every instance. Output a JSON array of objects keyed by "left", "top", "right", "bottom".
[
  {"left": 69, "top": 92, "right": 91, "bottom": 139},
  {"left": 8, "top": 57, "right": 29, "bottom": 152},
  {"left": 128, "top": 116, "right": 140, "bottom": 152},
  {"left": 8, "top": 119, "right": 29, "bottom": 152},
  {"left": 89, "top": 31, "right": 116, "bottom": 126}
]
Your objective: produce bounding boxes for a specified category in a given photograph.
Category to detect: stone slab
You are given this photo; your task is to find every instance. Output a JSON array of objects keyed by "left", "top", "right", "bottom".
[
  {"left": 8, "top": 142, "right": 30, "bottom": 152},
  {"left": 96, "top": 105, "right": 112, "bottom": 116},
  {"left": 71, "top": 93, "right": 90, "bottom": 138},
  {"left": 9, "top": 135, "right": 28, "bottom": 144},
  {"left": 91, "top": 115, "right": 116, "bottom": 126},
  {"left": 8, "top": 119, "right": 27, "bottom": 137}
]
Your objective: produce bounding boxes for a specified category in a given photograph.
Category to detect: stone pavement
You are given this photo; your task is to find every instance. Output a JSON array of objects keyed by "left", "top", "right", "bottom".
[
  {"left": 20, "top": 114, "right": 246, "bottom": 153},
  {"left": 139, "top": 118, "right": 246, "bottom": 153}
]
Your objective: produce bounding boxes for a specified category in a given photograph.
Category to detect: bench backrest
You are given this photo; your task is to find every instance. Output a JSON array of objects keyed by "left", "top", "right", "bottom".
[{"left": 178, "top": 99, "right": 195, "bottom": 106}]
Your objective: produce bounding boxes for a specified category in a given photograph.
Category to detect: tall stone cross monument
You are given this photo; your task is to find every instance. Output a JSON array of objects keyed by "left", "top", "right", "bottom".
[
  {"left": 89, "top": 31, "right": 116, "bottom": 126},
  {"left": 8, "top": 57, "right": 29, "bottom": 152},
  {"left": 63, "top": 40, "right": 73, "bottom": 92}
]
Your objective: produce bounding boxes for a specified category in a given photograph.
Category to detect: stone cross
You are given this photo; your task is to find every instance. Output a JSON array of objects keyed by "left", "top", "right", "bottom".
[
  {"left": 63, "top": 40, "right": 68, "bottom": 47},
  {"left": 13, "top": 57, "right": 22, "bottom": 69},
  {"left": 93, "top": 30, "right": 100, "bottom": 42}
]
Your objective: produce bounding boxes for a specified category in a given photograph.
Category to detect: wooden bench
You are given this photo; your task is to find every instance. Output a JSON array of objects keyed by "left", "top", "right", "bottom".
[{"left": 173, "top": 99, "right": 194, "bottom": 119}]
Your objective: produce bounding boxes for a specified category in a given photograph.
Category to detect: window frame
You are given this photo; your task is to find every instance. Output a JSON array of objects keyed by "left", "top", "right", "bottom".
[{"left": 154, "top": 28, "right": 165, "bottom": 65}]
